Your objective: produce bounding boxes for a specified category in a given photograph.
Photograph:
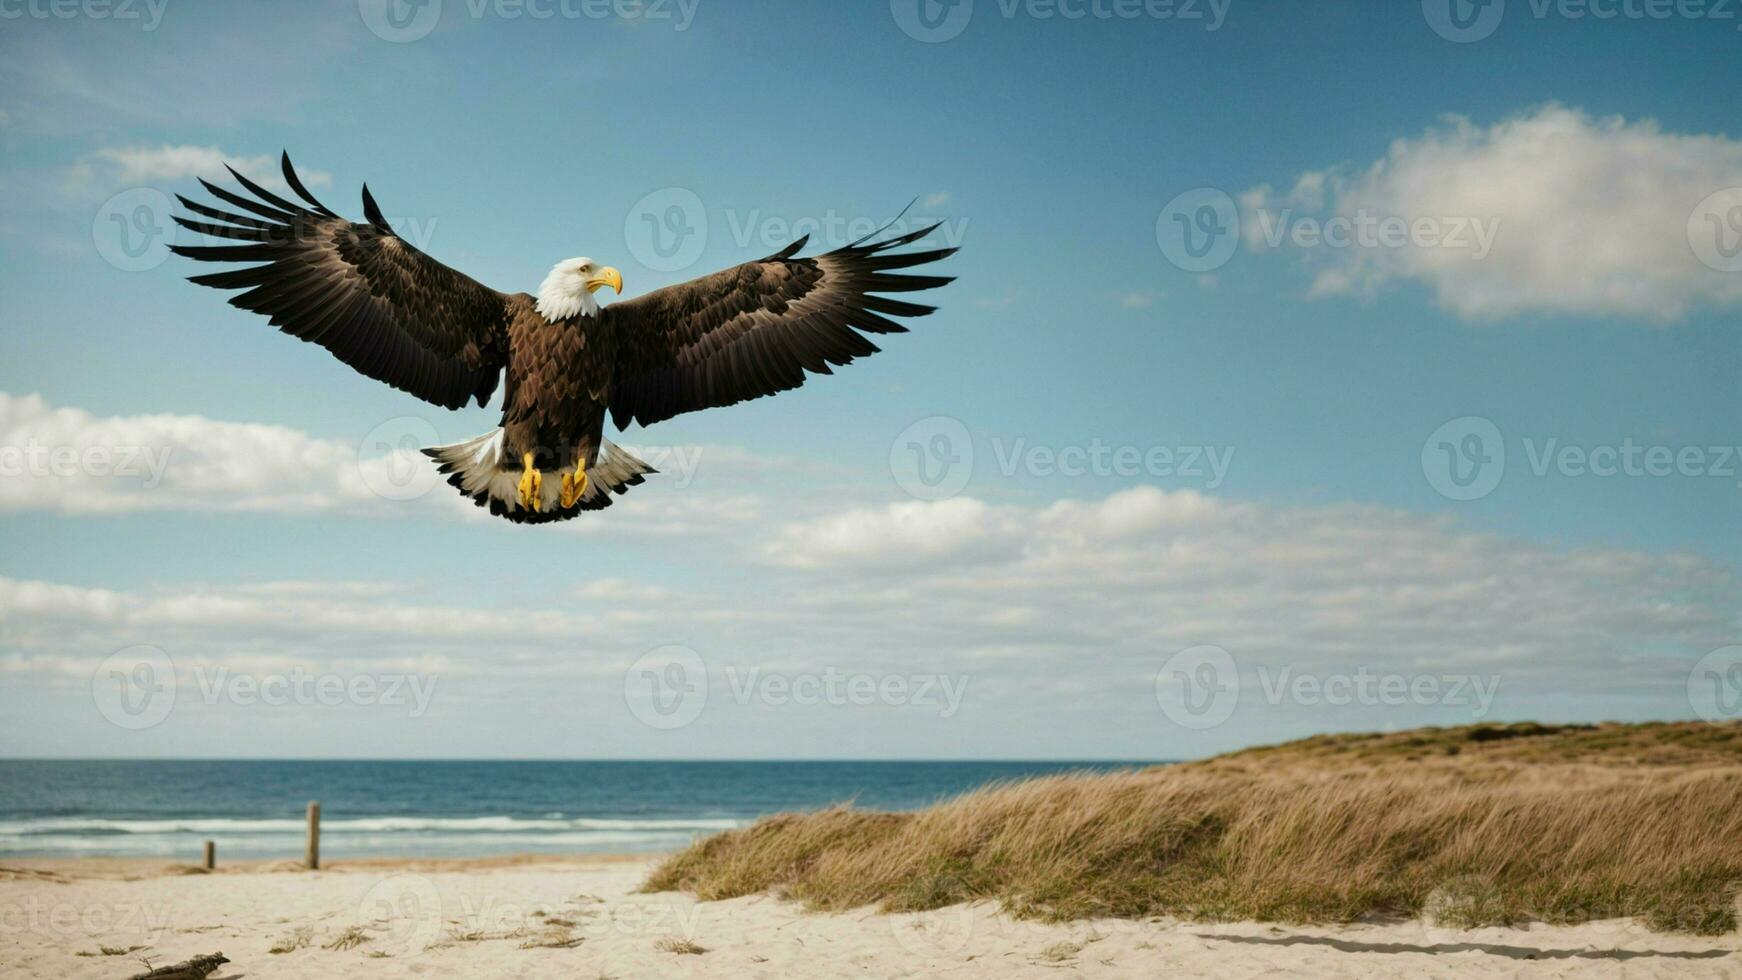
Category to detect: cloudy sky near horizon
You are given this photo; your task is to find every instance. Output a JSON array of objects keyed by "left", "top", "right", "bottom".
[{"left": 0, "top": 0, "right": 1738, "bottom": 759}]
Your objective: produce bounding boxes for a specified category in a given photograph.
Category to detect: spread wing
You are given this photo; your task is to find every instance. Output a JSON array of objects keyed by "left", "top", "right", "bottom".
[
  {"left": 604, "top": 225, "right": 956, "bottom": 429},
  {"left": 169, "top": 153, "right": 518, "bottom": 410}
]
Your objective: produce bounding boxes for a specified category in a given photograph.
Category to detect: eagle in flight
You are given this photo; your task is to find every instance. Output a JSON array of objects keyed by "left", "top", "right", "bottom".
[{"left": 170, "top": 154, "right": 956, "bottom": 524}]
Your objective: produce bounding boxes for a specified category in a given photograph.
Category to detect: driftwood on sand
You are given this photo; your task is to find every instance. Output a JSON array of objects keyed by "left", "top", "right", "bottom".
[{"left": 125, "top": 953, "right": 229, "bottom": 980}]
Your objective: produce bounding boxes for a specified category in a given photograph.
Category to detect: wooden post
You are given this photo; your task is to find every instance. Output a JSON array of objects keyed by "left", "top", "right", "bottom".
[
  {"left": 305, "top": 801, "right": 320, "bottom": 870},
  {"left": 202, "top": 840, "right": 215, "bottom": 870}
]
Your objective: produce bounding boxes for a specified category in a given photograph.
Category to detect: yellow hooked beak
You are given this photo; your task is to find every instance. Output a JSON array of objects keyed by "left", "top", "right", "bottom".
[{"left": 584, "top": 266, "right": 623, "bottom": 295}]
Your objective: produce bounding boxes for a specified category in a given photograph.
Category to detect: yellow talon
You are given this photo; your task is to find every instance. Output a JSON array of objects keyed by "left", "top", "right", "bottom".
[
  {"left": 517, "top": 452, "right": 543, "bottom": 511},
  {"left": 561, "top": 466, "right": 590, "bottom": 508}
]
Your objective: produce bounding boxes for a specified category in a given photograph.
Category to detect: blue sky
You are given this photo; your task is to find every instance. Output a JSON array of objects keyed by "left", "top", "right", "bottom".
[{"left": 0, "top": 0, "right": 1738, "bottom": 759}]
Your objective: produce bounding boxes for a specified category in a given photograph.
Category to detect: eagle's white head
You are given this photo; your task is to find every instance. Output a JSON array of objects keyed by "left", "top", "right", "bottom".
[{"left": 537, "top": 257, "right": 623, "bottom": 321}]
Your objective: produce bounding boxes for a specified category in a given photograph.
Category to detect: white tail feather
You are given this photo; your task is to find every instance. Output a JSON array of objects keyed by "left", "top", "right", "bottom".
[{"left": 423, "top": 429, "right": 656, "bottom": 524}]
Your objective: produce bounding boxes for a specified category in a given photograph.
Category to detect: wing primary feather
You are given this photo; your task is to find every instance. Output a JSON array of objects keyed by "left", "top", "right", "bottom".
[
  {"left": 860, "top": 295, "right": 937, "bottom": 318},
  {"left": 846, "top": 197, "right": 919, "bottom": 247},
  {"left": 861, "top": 247, "right": 959, "bottom": 270},
  {"left": 843, "top": 309, "right": 908, "bottom": 334},
  {"left": 225, "top": 164, "right": 306, "bottom": 217},
  {"left": 168, "top": 242, "right": 283, "bottom": 262},
  {"left": 280, "top": 152, "right": 339, "bottom": 217},
  {"left": 172, "top": 216, "right": 269, "bottom": 242},
  {"left": 187, "top": 266, "right": 272, "bottom": 289},
  {"left": 862, "top": 273, "right": 955, "bottom": 292},
  {"left": 766, "top": 235, "right": 810, "bottom": 261},
  {"left": 360, "top": 184, "right": 394, "bottom": 234},
  {"left": 197, "top": 178, "right": 299, "bottom": 223},
  {"left": 175, "top": 195, "right": 273, "bottom": 230},
  {"left": 860, "top": 221, "right": 944, "bottom": 253}
]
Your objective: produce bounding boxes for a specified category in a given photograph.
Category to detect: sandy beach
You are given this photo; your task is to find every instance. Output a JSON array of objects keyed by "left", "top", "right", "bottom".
[{"left": 2, "top": 856, "right": 1738, "bottom": 979}]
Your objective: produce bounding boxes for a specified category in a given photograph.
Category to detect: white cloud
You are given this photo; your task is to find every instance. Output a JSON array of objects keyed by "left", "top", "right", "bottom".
[
  {"left": 922, "top": 192, "right": 951, "bottom": 208},
  {"left": 72, "top": 145, "right": 330, "bottom": 192},
  {"left": 759, "top": 487, "right": 1734, "bottom": 707},
  {"left": 0, "top": 392, "right": 767, "bottom": 537},
  {"left": 3, "top": 399, "right": 1735, "bottom": 756},
  {"left": 0, "top": 392, "right": 420, "bottom": 517},
  {"left": 0, "top": 576, "right": 543, "bottom": 643},
  {"left": 1116, "top": 290, "right": 1160, "bottom": 310},
  {"left": 230, "top": 580, "right": 409, "bottom": 599},
  {"left": 3, "top": 484, "right": 1734, "bottom": 757},
  {"left": 573, "top": 578, "right": 671, "bottom": 602},
  {"left": 767, "top": 498, "right": 1016, "bottom": 570},
  {"left": 1241, "top": 104, "right": 1742, "bottom": 322}
]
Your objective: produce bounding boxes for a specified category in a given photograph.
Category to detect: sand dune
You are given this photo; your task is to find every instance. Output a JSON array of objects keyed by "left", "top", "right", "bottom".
[{"left": 2, "top": 857, "right": 1738, "bottom": 979}]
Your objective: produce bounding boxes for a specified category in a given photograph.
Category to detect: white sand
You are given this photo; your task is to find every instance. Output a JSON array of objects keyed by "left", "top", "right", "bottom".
[{"left": 3, "top": 857, "right": 1739, "bottom": 979}]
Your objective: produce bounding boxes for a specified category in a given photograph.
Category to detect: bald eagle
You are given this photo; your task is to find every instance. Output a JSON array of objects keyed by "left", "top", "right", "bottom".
[{"left": 169, "top": 154, "right": 955, "bottom": 524}]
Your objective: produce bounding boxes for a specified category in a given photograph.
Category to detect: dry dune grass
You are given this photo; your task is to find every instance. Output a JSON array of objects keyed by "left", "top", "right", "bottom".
[
  {"left": 644, "top": 722, "right": 1742, "bottom": 934},
  {"left": 1202, "top": 720, "right": 1742, "bottom": 769}
]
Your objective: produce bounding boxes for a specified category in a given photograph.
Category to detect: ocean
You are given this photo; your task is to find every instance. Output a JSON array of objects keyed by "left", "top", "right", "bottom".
[{"left": 0, "top": 760, "right": 1152, "bottom": 860}]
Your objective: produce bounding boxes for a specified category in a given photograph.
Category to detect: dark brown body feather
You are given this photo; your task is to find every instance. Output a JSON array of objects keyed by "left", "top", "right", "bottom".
[
  {"left": 503, "top": 301, "right": 615, "bottom": 472},
  {"left": 170, "top": 154, "right": 956, "bottom": 525}
]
